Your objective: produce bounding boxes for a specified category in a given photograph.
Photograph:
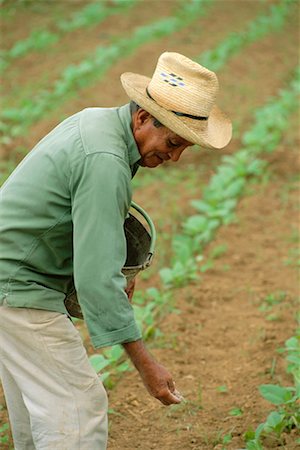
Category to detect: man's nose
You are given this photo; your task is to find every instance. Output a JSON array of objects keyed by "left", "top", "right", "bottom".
[{"left": 168, "top": 148, "right": 185, "bottom": 162}]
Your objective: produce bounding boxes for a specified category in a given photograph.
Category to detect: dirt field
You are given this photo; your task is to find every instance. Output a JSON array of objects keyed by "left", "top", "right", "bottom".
[{"left": 1, "top": 1, "right": 299, "bottom": 449}]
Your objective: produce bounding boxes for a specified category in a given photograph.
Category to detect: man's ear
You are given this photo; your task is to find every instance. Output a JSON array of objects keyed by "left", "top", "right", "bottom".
[{"left": 132, "top": 109, "right": 151, "bottom": 130}]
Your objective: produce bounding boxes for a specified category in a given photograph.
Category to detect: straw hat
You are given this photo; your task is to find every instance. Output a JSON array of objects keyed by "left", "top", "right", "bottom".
[{"left": 121, "top": 52, "right": 232, "bottom": 149}]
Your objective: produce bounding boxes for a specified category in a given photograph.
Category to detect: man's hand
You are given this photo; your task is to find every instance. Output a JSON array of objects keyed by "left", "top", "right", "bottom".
[
  {"left": 138, "top": 359, "right": 182, "bottom": 405},
  {"left": 125, "top": 278, "right": 135, "bottom": 302},
  {"left": 123, "top": 339, "right": 182, "bottom": 405}
]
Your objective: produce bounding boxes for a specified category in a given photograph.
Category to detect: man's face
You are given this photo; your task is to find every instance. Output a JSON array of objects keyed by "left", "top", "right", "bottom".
[{"left": 132, "top": 109, "right": 193, "bottom": 168}]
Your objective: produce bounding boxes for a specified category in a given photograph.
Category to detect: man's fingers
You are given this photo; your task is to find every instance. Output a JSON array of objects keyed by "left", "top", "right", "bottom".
[
  {"left": 173, "top": 389, "right": 184, "bottom": 402},
  {"left": 156, "top": 386, "right": 183, "bottom": 405},
  {"left": 167, "top": 379, "right": 175, "bottom": 393},
  {"left": 125, "top": 278, "right": 135, "bottom": 302}
]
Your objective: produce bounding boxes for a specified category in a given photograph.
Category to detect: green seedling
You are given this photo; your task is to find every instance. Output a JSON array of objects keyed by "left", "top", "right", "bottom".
[
  {"left": 222, "top": 432, "right": 233, "bottom": 446},
  {"left": 209, "top": 244, "right": 228, "bottom": 259},
  {"left": 245, "top": 438, "right": 264, "bottom": 450},
  {"left": 269, "top": 357, "right": 277, "bottom": 379},
  {"left": 245, "top": 383, "right": 300, "bottom": 448},
  {"left": 278, "top": 335, "right": 300, "bottom": 383},
  {"left": 89, "top": 353, "right": 111, "bottom": 373},
  {"left": 0, "top": 423, "right": 9, "bottom": 445},
  {"left": 217, "top": 385, "right": 228, "bottom": 393},
  {"left": 212, "top": 428, "right": 235, "bottom": 448},
  {"left": 229, "top": 407, "right": 243, "bottom": 417},
  {"left": 284, "top": 247, "right": 300, "bottom": 268},
  {"left": 244, "top": 325, "right": 300, "bottom": 449},
  {"left": 133, "top": 288, "right": 174, "bottom": 338},
  {"left": 266, "top": 313, "right": 281, "bottom": 322},
  {"left": 286, "top": 225, "right": 300, "bottom": 244},
  {"left": 108, "top": 408, "right": 124, "bottom": 417},
  {"left": 259, "top": 291, "right": 286, "bottom": 312},
  {"left": 89, "top": 344, "right": 132, "bottom": 386},
  {"left": 199, "top": 259, "right": 214, "bottom": 273},
  {"left": 159, "top": 259, "right": 199, "bottom": 289}
]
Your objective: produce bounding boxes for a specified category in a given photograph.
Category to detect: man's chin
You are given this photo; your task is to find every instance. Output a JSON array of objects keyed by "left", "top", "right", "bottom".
[{"left": 140, "top": 158, "right": 163, "bottom": 168}]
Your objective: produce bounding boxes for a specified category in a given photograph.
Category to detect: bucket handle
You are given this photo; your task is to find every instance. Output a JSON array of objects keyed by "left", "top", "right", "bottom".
[{"left": 130, "top": 201, "right": 156, "bottom": 268}]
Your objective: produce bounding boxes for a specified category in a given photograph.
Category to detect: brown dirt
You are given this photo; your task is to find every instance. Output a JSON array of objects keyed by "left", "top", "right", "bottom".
[
  {"left": 0, "top": 1, "right": 83, "bottom": 49},
  {"left": 1, "top": 1, "right": 299, "bottom": 449},
  {"left": 106, "top": 132, "right": 300, "bottom": 450}
]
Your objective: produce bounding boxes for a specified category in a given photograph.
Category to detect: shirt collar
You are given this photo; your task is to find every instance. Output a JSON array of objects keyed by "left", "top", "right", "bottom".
[{"left": 117, "top": 103, "right": 141, "bottom": 176}]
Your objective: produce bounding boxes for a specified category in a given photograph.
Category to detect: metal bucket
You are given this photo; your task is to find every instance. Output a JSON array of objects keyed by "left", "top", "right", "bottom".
[{"left": 64, "top": 201, "right": 156, "bottom": 319}]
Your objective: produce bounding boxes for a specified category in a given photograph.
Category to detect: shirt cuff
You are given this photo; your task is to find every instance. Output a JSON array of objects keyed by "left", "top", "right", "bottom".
[{"left": 91, "top": 321, "right": 142, "bottom": 348}]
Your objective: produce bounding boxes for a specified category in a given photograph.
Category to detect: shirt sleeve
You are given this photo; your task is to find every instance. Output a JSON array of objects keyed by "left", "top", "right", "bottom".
[{"left": 70, "top": 152, "right": 142, "bottom": 348}]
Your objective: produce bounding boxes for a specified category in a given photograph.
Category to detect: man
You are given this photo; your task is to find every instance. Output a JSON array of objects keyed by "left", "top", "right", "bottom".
[{"left": 0, "top": 52, "right": 232, "bottom": 449}]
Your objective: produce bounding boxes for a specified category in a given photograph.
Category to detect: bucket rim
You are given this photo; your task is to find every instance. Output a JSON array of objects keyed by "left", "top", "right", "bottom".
[{"left": 130, "top": 201, "right": 156, "bottom": 256}]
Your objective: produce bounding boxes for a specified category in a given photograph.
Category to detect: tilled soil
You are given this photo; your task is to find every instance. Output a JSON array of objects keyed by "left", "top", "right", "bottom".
[{"left": 107, "top": 138, "right": 300, "bottom": 450}]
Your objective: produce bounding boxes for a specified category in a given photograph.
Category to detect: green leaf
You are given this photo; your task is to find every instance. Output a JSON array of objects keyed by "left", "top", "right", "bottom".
[
  {"left": 183, "top": 215, "right": 208, "bottom": 234},
  {"left": 199, "top": 260, "right": 214, "bottom": 273},
  {"left": 89, "top": 354, "right": 110, "bottom": 373},
  {"left": 216, "top": 385, "right": 228, "bottom": 393},
  {"left": 224, "top": 178, "right": 245, "bottom": 198},
  {"left": 99, "top": 371, "right": 110, "bottom": 382},
  {"left": 222, "top": 433, "right": 232, "bottom": 444},
  {"left": 265, "top": 411, "right": 284, "bottom": 429},
  {"left": 190, "top": 199, "right": 212, "bottom": 213},
  {"left": 246, "top": 439, "right": 263, "bottom": 450},
  {"left": 287, "top": 354, "right": 300, "bottom": 365},
  {"left": 285, "top": 336, "right": 300, "bottom": 351},
  {"left": 210, "top": 244, "right": 227, "bottom": 259},
  {"left": 254, "top": 423, "right": 265, "bottom": 440},
  {"left": 116, "top": 361, "right": 130, "bottom": 373},
  {"left": 229, "top": 407, "right": 243, "bottom": 416},
  {"left": 259, "top": 384, "right": 293, "bottom": 405},
  {"left": 104, "top": 345, "right": 124, "bottom": 362},
  {"left": 159, "top": 267, "right": 174, "bottom": 287},
  {"left": 0, "top": 423, "right": 9, "bottom": 433}
]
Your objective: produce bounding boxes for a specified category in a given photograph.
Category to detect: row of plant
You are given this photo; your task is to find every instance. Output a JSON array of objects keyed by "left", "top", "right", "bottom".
[
  {"left": 0, "top": 0, "right": 292, "bottom": 155},
  {"left": 0, "top": 0, "right": 136, "bottom": 74},
  {"left": 160, "top": 66, "right": 300, "bottom": 289},
  {"left": 243, "top": 325, "right": 300, "bottom": 449},
  {"left": 159, "top": 66, "right": 300, "bottom": 448},
  {"left": 0, "top": 0, "right": 293, "bottom": 148},
  {"left": 199, "top": 0, "right": 296, "bottom": 71},
  {"left": 87, "top": 66, "right": 299, "bottom": 390},
  {"left": 0, "top": 0, "right": 213, "bottom": 144}
]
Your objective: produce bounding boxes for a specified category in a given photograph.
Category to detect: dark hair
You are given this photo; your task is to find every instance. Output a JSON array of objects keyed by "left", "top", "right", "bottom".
[
  {"left": 130, "top": 101, "right": 163, "bottom": 128},
  {"left": 130, "top": 101, "right": 140, "bottom": 114}
]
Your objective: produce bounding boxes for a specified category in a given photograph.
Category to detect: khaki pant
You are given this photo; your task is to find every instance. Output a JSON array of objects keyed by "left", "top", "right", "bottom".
[{"left": 0, "top": 305, "right": 108, "bottom": 450}]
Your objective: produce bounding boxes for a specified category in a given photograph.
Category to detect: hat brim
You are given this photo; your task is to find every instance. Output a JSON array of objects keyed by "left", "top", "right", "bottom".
[{"left": 121, "top": 72, "right": 232, "bottom": 150}]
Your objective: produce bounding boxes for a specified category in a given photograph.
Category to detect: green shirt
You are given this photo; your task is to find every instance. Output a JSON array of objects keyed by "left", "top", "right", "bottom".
[{"left": 0, "top": 104, "right": 143, "bottom": 348}]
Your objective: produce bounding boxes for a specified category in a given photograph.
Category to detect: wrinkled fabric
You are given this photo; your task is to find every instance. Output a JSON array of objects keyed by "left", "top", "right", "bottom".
[{"left": 0, "top": 305, "right": 108, "bottom": 449}]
